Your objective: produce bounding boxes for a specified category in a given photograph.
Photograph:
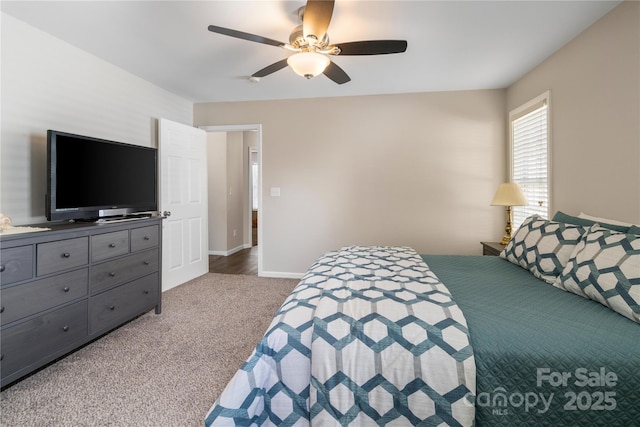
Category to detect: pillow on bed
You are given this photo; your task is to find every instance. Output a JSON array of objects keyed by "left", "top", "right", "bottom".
[
  {"left": 552, "top": 211, "right": 631, "bottom": 233},
  {"left": 553, "top": 226, "right": 640, "bottom": 324},
  {"left": 500, "top": 215, "right": 587, "bottom": 284}
]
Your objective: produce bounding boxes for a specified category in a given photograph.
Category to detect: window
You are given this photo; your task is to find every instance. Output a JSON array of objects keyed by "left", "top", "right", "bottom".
[{"left": 509, "top": 91, "right": 550, "bottom": 229}]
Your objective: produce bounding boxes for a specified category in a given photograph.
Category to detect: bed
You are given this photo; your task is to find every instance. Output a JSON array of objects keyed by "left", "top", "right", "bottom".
[{"left": 205, "top": 213, "right": 640, "bottom": 426}]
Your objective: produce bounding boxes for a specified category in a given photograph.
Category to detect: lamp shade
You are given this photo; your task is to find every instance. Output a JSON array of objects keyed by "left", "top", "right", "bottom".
[
  {"left": 287, "top": 51, "right": 330, "bottom": 79},
  {"left": 491, "top": 183, "right": 528, "bottom": 206}
]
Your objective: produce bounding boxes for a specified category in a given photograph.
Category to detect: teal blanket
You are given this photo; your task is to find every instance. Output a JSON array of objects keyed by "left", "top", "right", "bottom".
[{"left": 422, "top": 255, "right": 640, "bottom": 426}]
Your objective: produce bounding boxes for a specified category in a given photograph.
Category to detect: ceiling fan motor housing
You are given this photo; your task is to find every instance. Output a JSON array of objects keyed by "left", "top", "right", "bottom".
[{"left": 289, "top": 24, "right": 329, "bottom": 51}]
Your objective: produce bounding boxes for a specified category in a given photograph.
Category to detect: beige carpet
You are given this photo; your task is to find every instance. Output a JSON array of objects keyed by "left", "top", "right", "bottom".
[{"left": 0, "top": 273, "right": 299, "bottom": 426}]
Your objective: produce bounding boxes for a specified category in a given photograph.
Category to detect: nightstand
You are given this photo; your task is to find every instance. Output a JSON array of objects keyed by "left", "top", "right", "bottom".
[{"left": 481, "top": 241, "right": 504, "bottom": 256}]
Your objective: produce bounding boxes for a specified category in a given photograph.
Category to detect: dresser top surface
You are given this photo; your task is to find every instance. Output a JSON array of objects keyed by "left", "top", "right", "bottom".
[{"left": 0, "top": 217, "right": 163, "bottom": 247}]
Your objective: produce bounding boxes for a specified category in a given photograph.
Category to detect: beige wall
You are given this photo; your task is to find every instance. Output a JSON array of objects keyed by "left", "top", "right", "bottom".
[
  {"left": 226, "top": 132, "right": 245, "bottom": 251},
  {"left": 1, "top": 13, "right": 193, "bottom": 224},
  {"left": 507, "top": 0, "right": 640, "bottom": 224},
  {"left": 195, "top": 90, "right": 506, "bottom": 276},
  {"left": 207, "top": 132, "right": 228, "bottom": 253},
  {"left": 207, "top": 130, "right": 258, "bottom": 254}
]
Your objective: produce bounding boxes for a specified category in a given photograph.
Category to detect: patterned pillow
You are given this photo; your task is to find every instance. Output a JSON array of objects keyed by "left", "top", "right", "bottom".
[
  {"left": 553, "top": 226, "right": 640, "bottom": 323},
  {"left": 500, "top": 215, "right": 587, "bottom": 284}
]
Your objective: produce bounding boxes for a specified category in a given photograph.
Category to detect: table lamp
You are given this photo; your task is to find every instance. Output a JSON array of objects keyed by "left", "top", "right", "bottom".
[{"left": 491, "top": 183, "right": 529, "bottom": 245}]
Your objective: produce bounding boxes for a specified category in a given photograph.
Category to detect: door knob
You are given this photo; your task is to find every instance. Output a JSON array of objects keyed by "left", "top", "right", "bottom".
[{"left": 162, "top": 211, "right": 171, "bottom": 217}]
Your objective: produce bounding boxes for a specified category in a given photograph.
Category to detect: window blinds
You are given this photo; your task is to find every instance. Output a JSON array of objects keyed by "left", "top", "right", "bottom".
[{"left": 511, "top": 100, "right": 549, "bottom": 229}]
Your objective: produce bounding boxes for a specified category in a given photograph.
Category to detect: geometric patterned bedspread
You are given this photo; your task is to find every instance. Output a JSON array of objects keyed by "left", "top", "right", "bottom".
[{"left": 205, "top": 246, "right": 476, "bottom": 426}]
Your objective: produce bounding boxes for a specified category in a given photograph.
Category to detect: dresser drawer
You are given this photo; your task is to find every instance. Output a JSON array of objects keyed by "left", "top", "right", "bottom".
[
  {"left": 1, "top": 300, "right": 88, "bottom": 380},
  {"left": 1, "top": 269, "right": 88, "bottom": 326},
  {"left": 37, "top": 238, "right": 88, "bottom": 276},
  {"left": 91, "top": 230, "right": 129, "bottom": 262},
  {"left": 130, "top": 225, "right": 159, "bottom": 252},
  {"left": 91, "top": 248, "right": 159, "bottom": 294},
  {"left": 90, "top": 273, "right": 159, "bottom": 335},
  {"left": 0, "top": 246, "right": 33, "bottom": 286}
]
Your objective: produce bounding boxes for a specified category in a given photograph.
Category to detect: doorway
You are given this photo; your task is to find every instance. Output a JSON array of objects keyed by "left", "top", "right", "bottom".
[
  {"left": 250, "top": 147, "right": 259, "bottom": 247},
  {"left": 200, "top": 124, "right": 262, "bottom": 276}
]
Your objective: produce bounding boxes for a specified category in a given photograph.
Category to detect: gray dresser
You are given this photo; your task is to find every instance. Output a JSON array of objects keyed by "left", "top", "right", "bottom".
[{"left": 0, "top": 217, "right": 162, "bottom": 387}]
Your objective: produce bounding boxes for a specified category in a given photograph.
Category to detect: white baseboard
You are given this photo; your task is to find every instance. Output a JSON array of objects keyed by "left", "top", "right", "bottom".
[
  {"left": 209, "top": 244, "right": 247, "bottom": 257},
  {"left": 208, "top": 246, "right": 302, "bottom": 279},
  {"left": 259, "top": 270, "right": 305, "bottom": 280}
]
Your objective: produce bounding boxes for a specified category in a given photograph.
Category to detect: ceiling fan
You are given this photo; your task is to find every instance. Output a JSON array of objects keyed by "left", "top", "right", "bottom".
[{"left": 208, "top": 0, "right": 408, "bottom": 84}]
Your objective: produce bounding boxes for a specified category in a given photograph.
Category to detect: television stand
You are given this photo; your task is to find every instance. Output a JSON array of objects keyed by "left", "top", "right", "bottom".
[{"left": 0, "top": 217, "right": 162, "bottom": 388}]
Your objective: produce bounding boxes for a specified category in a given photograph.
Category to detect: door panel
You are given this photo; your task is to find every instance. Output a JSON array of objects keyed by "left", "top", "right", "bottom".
[
  {"left": 188, "top": 217, "right": 204, "bottom": 263},
  {"left": 159, "top": 118, "right": 208, "bottom": 291},
  {"left": 167, "top": 221, "right": 184, "bottom": 270},
  {"left": 188, "top": 158, "right": 202, "bottom": 203},
  {"left": 168, "top": 155, "right": 184, "bottom": 204}
]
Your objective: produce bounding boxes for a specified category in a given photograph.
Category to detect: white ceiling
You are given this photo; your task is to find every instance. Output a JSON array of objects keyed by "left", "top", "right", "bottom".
[{"left": 2, "top": 1, "right": 621, "bottom": 103}]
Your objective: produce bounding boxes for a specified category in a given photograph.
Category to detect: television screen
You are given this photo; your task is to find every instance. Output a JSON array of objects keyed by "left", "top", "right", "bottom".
[{"left": 47, "top": 130, "right": 158, "bottom": 221}]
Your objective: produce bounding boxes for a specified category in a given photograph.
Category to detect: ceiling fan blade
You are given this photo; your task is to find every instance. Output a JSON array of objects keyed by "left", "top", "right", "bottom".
[
  {"left": 208, "top": 25, "right": 284, "bottom": 48},
  {"left": 303, "top": 0, "right": 334, "bottom": 42},
  {"left": 334, "top": 40, "right": 408, "bottom": 56},
  {"left": 323, "top": 61, "right": 351, "bottom": 85},
  {"left": 252, "top": 59, "right": 289, "bottom": 78}
]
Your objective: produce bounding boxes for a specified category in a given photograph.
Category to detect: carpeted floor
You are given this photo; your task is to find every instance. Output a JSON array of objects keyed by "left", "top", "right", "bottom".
[{"left": 0, "top": 273, "right": 299, "bottom": 426}]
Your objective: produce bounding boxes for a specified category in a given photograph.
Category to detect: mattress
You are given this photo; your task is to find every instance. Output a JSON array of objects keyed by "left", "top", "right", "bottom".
[{"left": 422, "top": 255, "right": 640, "bottom": 426}]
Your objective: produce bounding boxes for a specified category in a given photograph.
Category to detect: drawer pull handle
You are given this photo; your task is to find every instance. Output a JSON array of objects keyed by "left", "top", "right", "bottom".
[
  {"left": 63, "top": 286, "right": 70, "bottom": 292},
  {"left": 109, "top": 243, "right": 116, "bottom": 248},
  {"left": 62, "top": 326, "right": 69, "bottom": 332},
  {"left": 109, "top": 272, "right": 116, "bottom": 277},
  {"left": 143, "top": 290, "right": 150, "bottom": 295},
  {"left": 0, "top": 265, "right": 5, "bottom": 273},
  {"left": 0, "top": 354, "right": 4, "bottom": 361},
  {"left": 62, "top": 252, "right": 71, "bottom": 258},
  {"left": 0, "top": 306, "right": 4, "bottom": 313},
  {"left": 109, "top": 305, "right": 116, "bottom": 311},
  {"left": 144, "top": 261, "right": 150, "bottom": 266},
  {"left": 144, "top": 236, "right": 150, "bottom": 241}
]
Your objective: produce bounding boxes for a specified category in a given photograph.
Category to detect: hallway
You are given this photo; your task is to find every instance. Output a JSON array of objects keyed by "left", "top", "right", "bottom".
[{"left": 209, "top": 246, "right": 258, "bottom": 275}]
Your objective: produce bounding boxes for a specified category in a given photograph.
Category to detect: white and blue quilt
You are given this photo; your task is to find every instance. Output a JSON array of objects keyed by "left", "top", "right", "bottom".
[{"left": 205, "top": 246, "right": 476, "bottom": 426}]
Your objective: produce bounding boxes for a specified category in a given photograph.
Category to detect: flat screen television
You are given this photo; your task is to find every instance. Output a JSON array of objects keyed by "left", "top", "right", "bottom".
[{"left": 46, "top": 130, "right": 158, "bottom": 222}]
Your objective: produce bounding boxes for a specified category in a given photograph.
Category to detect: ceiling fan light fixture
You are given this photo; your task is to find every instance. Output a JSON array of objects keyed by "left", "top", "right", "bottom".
[
  {"left": 208, "top": 0, "right": 407, "bottom": 84},
  {"left": 287, "top": 51, "right": 330, "bottom": 79}
]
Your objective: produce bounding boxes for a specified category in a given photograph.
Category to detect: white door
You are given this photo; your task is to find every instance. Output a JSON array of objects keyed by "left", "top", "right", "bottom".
[{"left": 158, "top": 118, "right": 208, "bottom": 291}]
